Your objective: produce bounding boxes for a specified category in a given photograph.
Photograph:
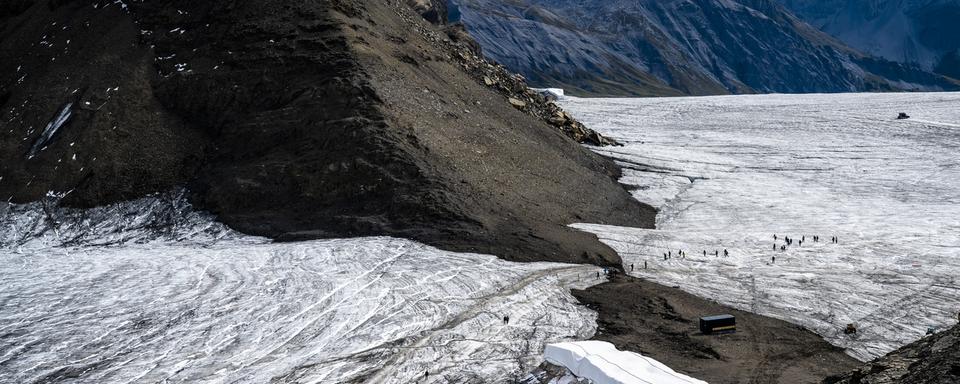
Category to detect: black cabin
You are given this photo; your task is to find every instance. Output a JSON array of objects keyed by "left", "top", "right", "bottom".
[{"left": 699, "top": 314, "right": 736, "bottom": 334}]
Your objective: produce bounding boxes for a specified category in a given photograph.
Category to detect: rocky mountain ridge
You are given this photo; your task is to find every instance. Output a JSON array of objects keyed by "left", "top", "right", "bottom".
[
  {"left": 781, "top": 0, "right": 960, "bottom": 79},
  {"left": 450, "top": 0, "right": 960, "bottom": 96}
]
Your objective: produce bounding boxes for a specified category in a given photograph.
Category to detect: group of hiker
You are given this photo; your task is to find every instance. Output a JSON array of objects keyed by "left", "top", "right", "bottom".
[
  {"left": 643, "top": 233, "right": 843, "bottom": 267},
  {"left": 629, "top": 261, "right": 647, "bottom": 271},
  {"left": 661, "top": 248, "right": 729, "bottom": 261},
  {"left": 770, "top": 233, "right": 840, "bottom": 263}
]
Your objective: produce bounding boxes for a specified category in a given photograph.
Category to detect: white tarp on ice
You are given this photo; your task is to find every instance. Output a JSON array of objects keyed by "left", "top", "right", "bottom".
[{"left": 545, "top": 341, "right": 707, "bottom": 384}]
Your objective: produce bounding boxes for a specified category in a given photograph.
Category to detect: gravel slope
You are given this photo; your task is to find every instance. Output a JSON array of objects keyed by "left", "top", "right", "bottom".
[{"left": 0, "top": 0, "right": 653, "bottom": 264}]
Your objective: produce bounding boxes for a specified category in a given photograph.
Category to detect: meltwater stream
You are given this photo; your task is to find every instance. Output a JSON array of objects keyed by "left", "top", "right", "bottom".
[{"left": 565, "top": 92, "right": 960, "bottom": 360}]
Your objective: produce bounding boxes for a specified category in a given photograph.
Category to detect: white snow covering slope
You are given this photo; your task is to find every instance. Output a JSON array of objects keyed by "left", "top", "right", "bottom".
[
  {"left": 562, "top": 92, "right": 960, "bottom": 361},
  {"left": 0, "top": 195, "right": 605, "bottom": 383},
  {"left": 545, "top": 341, "right": 707, "bottom": 384}
]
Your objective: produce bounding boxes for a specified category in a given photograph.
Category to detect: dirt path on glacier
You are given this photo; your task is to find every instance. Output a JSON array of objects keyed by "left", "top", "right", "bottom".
[{"left": 574, "top": 274, "right": 860, "bottom": 384}]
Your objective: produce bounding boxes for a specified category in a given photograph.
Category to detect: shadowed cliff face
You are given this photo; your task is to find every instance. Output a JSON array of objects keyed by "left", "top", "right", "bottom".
[
  {"left": 450, "top": 0, "right": 960, "bottom": 96},
  {"left": 0, "top": 1, "right": 207, "bottom": 206},
  {"left": 782, "top": 0, "right": 960, "bottom": 79},
  {"left": 0, "top": 0, "right": 653, "bottom": 264}
]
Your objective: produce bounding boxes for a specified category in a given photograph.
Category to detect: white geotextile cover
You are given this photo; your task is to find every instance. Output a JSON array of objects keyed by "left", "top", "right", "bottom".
[{"left": 544, "top": 341, "right": 707, "bottom": 384}]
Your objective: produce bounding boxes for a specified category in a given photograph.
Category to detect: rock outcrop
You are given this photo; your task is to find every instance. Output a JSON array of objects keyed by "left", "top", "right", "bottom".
[
  {"left": 826, "top": 323, "right": 960, "bottom": 384},
  {"left": 0, "top": 0, "right": 653, "bottom": 264},
  {"left": 450, "top": 0, "right": 960, "bottom": 96}
]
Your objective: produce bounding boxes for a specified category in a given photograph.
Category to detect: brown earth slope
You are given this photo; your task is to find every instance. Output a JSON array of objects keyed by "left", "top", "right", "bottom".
[
  {"left": 0, "top": 0, "right": 654, "bottom": 264},
  {"left": 572, "top": 274, "right": 860, "bottom": 384}
]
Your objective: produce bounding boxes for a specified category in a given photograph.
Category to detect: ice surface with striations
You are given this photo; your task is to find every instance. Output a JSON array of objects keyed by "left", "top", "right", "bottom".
[
  {"left": 0, "top": 194, "right": 604, "bottom": 383},
  {"left": 564, "top": 92, "right": 960, "bottom": 361}
]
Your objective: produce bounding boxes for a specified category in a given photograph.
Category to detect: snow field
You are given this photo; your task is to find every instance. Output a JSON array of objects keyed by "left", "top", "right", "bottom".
[
  {"left": 564, "top": 92, "right": 960, "bottom": 360},
  {"left": 0, "top": 200, "right": 605, "bottom": 383}
]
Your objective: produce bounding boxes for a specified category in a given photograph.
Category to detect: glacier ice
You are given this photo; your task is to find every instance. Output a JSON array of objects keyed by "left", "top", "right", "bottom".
[
  {"left": 0, "top": 195, "right": 605, "bottom": 383},
  {"left": 563, "top": 92, "right": 960, "bottom": 361}
]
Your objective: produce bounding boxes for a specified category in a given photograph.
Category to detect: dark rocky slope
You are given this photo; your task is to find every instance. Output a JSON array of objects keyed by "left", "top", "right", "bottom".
[
  {"left": 826, "top": 322, "right": 960, "bottom": 384},
  {"left": 0, "top": 0, "right": 653, "bottom": 264},
  {"left": 450, "top": 0, "right": 960, "bottom": 96}
]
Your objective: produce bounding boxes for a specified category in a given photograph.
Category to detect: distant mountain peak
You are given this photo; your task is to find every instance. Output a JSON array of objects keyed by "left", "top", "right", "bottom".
[
  {"left": 782, "top": 0, "right": 960, "bottom": 76},
  {"left": 451, "top": 0, "right": 959, "bottom": 96}
]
